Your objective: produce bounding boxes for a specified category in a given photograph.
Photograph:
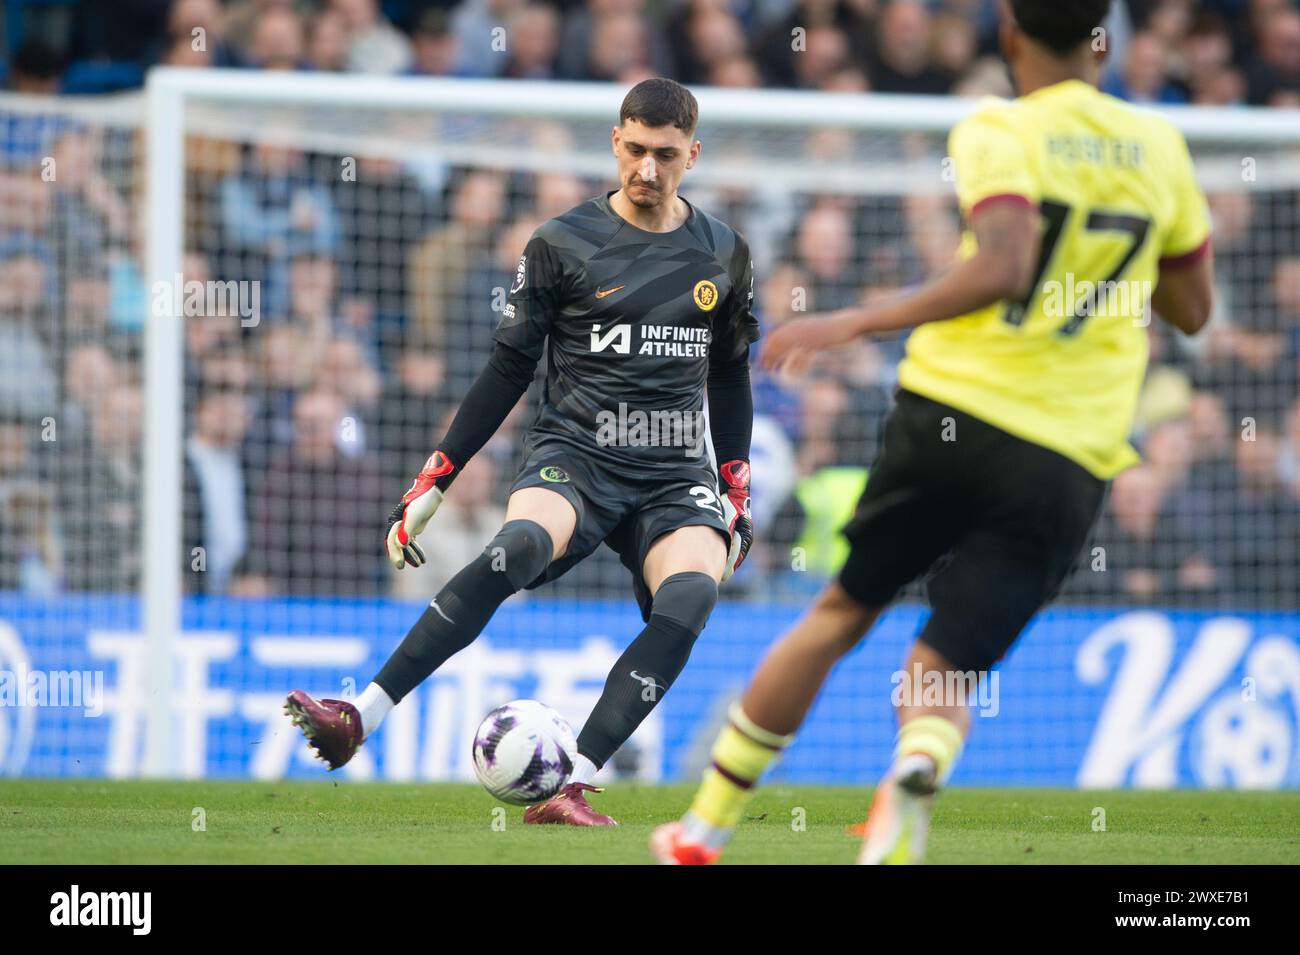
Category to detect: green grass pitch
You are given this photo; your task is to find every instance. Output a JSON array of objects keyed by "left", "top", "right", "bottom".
[{"left": 1, "top": 780, "right": 1296, "bottom": 864}]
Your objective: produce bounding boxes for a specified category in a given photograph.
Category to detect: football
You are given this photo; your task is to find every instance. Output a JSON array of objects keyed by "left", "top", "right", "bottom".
[{"left": 472, "top": 700, "right": 578, "bottom": 805}]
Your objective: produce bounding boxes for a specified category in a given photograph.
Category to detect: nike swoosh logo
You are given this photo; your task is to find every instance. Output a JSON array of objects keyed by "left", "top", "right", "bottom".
[
  {"left": 430, "top": 599, "right": 455, "bottom": 625},
  {"left": 594, "top": 285, "right": 625, "bottom": 299}
]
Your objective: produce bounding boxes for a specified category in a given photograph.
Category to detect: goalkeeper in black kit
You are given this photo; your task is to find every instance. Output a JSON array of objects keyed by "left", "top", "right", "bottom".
[{"left": 286, "top": 78, "right": 759, "bottom": 825}]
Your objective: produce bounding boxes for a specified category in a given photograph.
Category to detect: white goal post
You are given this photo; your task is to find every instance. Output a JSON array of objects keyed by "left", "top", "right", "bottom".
[{"left": 139, "top": 66, "right": 1300, "bottom": 777}]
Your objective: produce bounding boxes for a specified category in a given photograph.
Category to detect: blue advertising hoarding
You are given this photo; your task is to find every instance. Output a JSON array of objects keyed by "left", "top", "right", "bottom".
[{"left": 0, "top": 595, "right": 1296, "bottom": 788}]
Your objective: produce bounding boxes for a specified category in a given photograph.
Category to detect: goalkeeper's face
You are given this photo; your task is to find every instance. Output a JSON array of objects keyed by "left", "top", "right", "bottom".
[{"left": 612, "top": 120, "right": 700, "bottom": 208}]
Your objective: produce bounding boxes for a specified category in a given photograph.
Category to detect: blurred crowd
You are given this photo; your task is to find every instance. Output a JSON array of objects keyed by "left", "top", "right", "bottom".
[
  {"left": 0, "top": 0, "right": 1298, "bottom": 609},
  {"left": 5, "top": 0, "right": 1300, "bottom": 107}
]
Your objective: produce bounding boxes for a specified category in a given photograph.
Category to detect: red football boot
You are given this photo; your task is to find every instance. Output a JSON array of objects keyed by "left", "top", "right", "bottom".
[
  {"left": 523, "top": 783, "right": 619, "bottom": 826},
  {"left": 284, "top": 690, "right": 363, "bottom": 770},
  {"left": 650, "top": 821, "right": 721, "bottom": 865}
]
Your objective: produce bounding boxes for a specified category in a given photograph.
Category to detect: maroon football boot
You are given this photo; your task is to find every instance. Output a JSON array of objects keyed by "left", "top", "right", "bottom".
[
  {"left": 523, "top": 783, "right": 619, "bottom": 826},
  {"left": 284, "top": 690, "right": 363, "bottom": 770}
]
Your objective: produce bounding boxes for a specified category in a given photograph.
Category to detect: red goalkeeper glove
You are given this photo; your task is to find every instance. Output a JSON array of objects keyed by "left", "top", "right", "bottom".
[
  {"left": 385, "top": 451, "right": 456, "bottom": 570},
  {"left": 718, "top": 459, "right": 753, "bottom": 582}
]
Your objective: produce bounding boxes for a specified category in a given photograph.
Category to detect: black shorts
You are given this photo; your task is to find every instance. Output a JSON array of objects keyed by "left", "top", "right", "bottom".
[
  {"left": 508, "top": 440, "right": 730, "bottom": 619},
  {"left": 837, "top": 389, "right": 1106, "bottom": 672}
]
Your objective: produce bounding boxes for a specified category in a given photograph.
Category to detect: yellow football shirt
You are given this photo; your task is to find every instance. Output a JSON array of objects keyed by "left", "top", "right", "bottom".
[{"left": 897, "top": 79, "right": 1211, "bottom": 479}]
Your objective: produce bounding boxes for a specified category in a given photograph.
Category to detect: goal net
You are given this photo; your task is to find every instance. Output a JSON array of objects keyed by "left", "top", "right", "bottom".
[{"left": 3, "top": 70, "right": 1298, "bottom": 788}]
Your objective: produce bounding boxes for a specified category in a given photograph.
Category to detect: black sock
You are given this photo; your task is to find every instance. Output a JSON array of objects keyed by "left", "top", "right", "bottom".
[
  {"left": 577, "top": 571, "right": 717, "bottom": 767},
  {"left": 374, "top": 520, "right": 552, "bottom": 702}
]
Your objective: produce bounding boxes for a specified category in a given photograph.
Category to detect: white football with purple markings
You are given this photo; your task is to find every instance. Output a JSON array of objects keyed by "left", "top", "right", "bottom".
[{"left": 472, "top": 699, "right": 577, "bottom": 805}]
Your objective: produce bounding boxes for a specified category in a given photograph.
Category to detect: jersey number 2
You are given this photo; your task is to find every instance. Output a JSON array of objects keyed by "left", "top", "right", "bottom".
[
  {"left": 689, "top": 485, "right": 724, "bottom": 517},
  {"left": 1002, "top": 199, "right": 1152, "bottom": 337}
]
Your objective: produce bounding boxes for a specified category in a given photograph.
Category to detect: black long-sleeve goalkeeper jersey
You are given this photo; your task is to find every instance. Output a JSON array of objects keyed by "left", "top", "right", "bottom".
[{"left": 437, "top": 191, "right": 758, "bottom": 481}]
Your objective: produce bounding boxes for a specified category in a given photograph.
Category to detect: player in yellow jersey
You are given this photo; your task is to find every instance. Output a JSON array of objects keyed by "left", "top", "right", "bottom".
[{"left": 651, "top": 0, "right": 1214, "bottom": 865}]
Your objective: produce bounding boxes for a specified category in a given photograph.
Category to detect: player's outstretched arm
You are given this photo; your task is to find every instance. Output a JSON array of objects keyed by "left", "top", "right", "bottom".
[
  {"left": 385, "top": 341, "right": 539, "bottom": 569},
  {"left": 390, "top": 227, "right": 561, "bottom": 569},
  {"left": 760, "top": 200, "right": 1039, "bottom": 370},
  {"left": 1151, "top": 244, "right": 1214, "bottom": 336}
]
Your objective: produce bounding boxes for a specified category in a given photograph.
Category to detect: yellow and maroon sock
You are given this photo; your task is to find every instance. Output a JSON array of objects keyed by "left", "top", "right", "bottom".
[{"left": 683, "top": 703, "right": 793, "bottom": 843}]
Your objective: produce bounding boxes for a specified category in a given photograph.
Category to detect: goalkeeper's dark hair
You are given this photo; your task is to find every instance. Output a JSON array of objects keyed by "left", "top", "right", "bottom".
[
  {"left": 619, "top": 78, "right": 698, "bottom": 136},
  {"left": 1009, "top": 0, "right": 1111, "bottom": 54}
]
